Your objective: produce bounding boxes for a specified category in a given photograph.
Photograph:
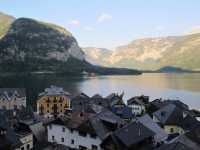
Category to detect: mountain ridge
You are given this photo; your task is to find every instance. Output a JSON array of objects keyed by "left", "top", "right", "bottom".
[
  {"left": 0, "top": 12, "right": 141, "bottom": 75},
  {"left": 83, "top": 33, "right": 200, "bottom": 71}
]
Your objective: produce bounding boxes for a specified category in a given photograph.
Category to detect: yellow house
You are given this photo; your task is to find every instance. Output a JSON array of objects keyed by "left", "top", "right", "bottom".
[{"left": 37, "top": 86, "right": 71, "bottom": 117}]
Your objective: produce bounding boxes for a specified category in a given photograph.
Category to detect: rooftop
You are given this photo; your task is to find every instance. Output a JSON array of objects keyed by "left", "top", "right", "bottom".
[
  {"left": 114, "top": 121, "right": 155, "bottom": 147},
  {"left": 39, "top": 85, "right": 70, "bottom": 97}
]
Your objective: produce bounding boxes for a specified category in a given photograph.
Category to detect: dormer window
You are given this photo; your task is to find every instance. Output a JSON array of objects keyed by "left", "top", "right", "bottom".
[{"left": 0, "top": 129, "right": 6, "bottom": 136}]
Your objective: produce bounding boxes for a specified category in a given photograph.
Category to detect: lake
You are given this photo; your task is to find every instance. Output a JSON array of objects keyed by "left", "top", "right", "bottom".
[{"left": 0, "top": 73, "right": 200, "bottom": 110}]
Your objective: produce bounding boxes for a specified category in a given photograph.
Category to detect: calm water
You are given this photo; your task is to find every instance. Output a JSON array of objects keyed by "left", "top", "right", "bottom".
[{"left": 0, "top": 73, "right": 200, "bottom": 109}]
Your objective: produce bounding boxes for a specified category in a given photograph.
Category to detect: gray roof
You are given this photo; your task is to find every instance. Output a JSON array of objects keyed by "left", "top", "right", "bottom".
[
  {"left": 127, "top": 97, "right": 145, "bottom": 105},
  {"left": 153, "top": 104, "right": 199, "bottom": 129},
  {"left": 127, "top": 95, "right": 149, "bottom": 105},
  {"left": 111, "top": 106, "right": 133, "bottom": 119},
  {"left": 39, "top": 85, "right": 70, "bottom": 97},
  {"left": 0, "top": 88, "right": 26, "bottom": 101},
  {"left": 154, "top": 141, "right": 194, "bottom": 150},
  {"left": 0, "top": 113, "right": 22, "bottom": 148},
  {"left": 153, "top": 104, "right": 183, "bottom": 125},
  {"left": 91, "top": 94, "right": 103, "bottom": 99},
  {"left": 90, "top": 109, "right": 124, "bottom": 140},
  {"left": 174, "top": 134, "right": 200, "bottom": 150},
  {"left": 96, "top": 108, "right": 124, "bottom": 125},
  {"left": 137, "top": 114, "right": 168, "bottom": 142},
  {"left": 114, "top": 121, "right": 155, "bottom": 147}
]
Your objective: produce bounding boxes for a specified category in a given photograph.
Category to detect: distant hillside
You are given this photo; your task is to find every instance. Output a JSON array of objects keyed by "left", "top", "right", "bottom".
[
  {"left": 84, "top": 34, "right": 200, "bottom": 71},
  {"left": 82, "top": 47, "right": 112, "bottom": 65},
  {"left": 157, "top": 66, "right": 192, "bottom": 73}
]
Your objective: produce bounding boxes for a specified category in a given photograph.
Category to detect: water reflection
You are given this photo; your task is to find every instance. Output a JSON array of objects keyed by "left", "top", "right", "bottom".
[{"left": 78, "top": 74, "right": 200, "bottom": 109}]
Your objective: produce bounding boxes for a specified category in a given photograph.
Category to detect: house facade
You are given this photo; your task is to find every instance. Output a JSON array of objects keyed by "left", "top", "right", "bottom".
[
  {"left": 153, "top": 104, "right": 199, "bottom": 135},
  {"left": 37, "top": 86, "right": 71, "bottom": 117},
  {"left": 0, "top": 88, "right": 26, "bottom": 110},
  {"left": 48, "top": 123, "right": 102, "bottom": 150},
  {"left": 127, "top": 97, "right": 146, "bottom": 116}
]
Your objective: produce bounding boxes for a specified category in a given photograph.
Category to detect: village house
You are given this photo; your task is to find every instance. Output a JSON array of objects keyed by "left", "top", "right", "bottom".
[
  {"left": 47, "top": 116, "right": 102, "bottom": 150},
  {"left": 101, "top": 120, "right": 155, "bottom": 150},
  {"left": 137, "top": 114, "right": 168, "bottom": 144},
  {"left": 0, "top": 88, "right": 26, "bottom": 110},
  {"left": 153, "top": 104, "right": 199, "bottom": 135},
  {"left": 127, "top": 96, "right": 146, "bottom": 116},
  {"left": 0, "top": 113, "right": 33, "bottom": 150},
  {"left": 37, "top": 86, "right": 71, "bottom": 117},
  {"left": 106, "top": 93, "right": 125, "bottom": 108},
  {"left": 168, "top": 127, "right": 200, "bottom": 150},
  {"left": 71, "top": 93, "right": 93, "bottom": 113},
  {"left": 47, "top": 109, "right": 124, "bottom": 150},
  {"left": 111, "top": 106, "right": 133, "bottom": 121}
]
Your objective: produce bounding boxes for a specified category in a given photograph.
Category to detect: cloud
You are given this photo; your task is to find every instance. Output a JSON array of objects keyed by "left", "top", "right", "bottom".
[
  {"left": 186, "top": 25, "right": 200, "bottom": 34},
  {"left": 97, "top": 13, "right": 112, "bottom": 23},
  {"left": 154, "top": 25, "right": 165, "bottom": 32},
  {"left": 69, "top": 20, "right": 80, "bottom": 26},
  {"left": 84, "top": 26, "right": 94, "bottom": 31}
]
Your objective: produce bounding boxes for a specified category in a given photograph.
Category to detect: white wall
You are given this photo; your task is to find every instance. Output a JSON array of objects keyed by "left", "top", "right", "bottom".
[
  {"left": 128, "top": 104, "right": 145, "bottom": 115},
  {"left": 48, "top": 124, "right": 102, "bottom": 150},
  {"left": 19, "top": 133, "right": 33, "bottom": 150}
]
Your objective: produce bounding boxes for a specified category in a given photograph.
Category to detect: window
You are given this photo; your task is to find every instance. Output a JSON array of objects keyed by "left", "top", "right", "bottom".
[
  {"left": 21, "top": 147, "right": 24, "bottom": 150},
  {"left": 70, "top": 129, "right": 73, "bottom": 133},
  {"left": 27, "top": 144, "right": 30, "bottom": 150},
  {"left": 60, "top": 103, "right": 62, "bottom": 107},
  {"left": 90, "top": 134, "right": 97, "bottom": 139},
  {"left": 47, "top": 104, "right": 49, "bottom": 107},
  {"left": 52, "top": 135, "right": 55, "bottom": 141},
  {"left": 61, "top": 137, "right": 64, "bottom": 142},
  {"left": 71, "top": 139, "right": 74, "bottom": 144},
  {"left": 49, "top": 124, "right": 52, "bottom": 130},
  {"left": 79, "top": 131, "right": 87, "bottom": 137},
  {"left": 170, "top": 128, "right": 174, "bottom": 133},
  {"left": 92, "top": 145, "right": 98, "bottom": 150},
  {"left": 62, "top": 127, "right": 65, "bottom": 132},
  {"left": 47, "top": 110, "right": 49, "bottom": 113},
  {"left": 79, "top": 146, "right": 87, "bottom": 150}
]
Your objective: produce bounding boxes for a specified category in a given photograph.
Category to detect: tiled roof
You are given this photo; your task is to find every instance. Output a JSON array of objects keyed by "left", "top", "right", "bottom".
[
  {"left": 153, "top": 104, "right": 199, "bottom": 129},
  {"left": 154, "top": 141, "right": 194, "bottom": 150},
  {"left": 137, "top": 114, "right": 168, "bottom": 142},
  {"left": 153, "top": 104, "right": 183, "bottom": 125},
  {"left": 114, "top": 121, "right": 155, "bottom": 147},
  {"left": 111, "top": 106, "right": 133, "bottom": 119}
]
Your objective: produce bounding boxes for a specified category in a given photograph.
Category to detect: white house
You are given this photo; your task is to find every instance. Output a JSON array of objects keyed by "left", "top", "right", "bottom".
[
  {"left": 127, "top": 97, "right": 146, "bottom": 116},
  {"left": 47, "top": 117, "right": 102, "bottom": 150}
]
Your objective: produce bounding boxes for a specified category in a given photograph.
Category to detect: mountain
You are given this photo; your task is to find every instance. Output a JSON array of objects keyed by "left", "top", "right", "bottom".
[
  {"left": 82, "top": 47, "right": 112, "bottom": 65},
  {"left": 0, "top": 13, "right": 140, "bottom": 75},
  {"left": 83, "top": 34, "right": 200, "bottom": 71},
  {"left": 0, "top": 12, "right": 15, "bottom": 38},
  {"left": 157, "top": 66, "right": 192, "bottom": 73}
]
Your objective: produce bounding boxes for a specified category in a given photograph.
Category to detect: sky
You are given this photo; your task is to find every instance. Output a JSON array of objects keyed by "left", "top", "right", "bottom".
[{"left": 0, "top": 0, "right": 200, "bottom": 49}]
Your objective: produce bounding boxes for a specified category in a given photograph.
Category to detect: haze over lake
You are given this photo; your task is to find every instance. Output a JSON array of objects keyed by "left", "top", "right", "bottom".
[{"left": 1, "top": 73, "right": 200, "bottom": 109}]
